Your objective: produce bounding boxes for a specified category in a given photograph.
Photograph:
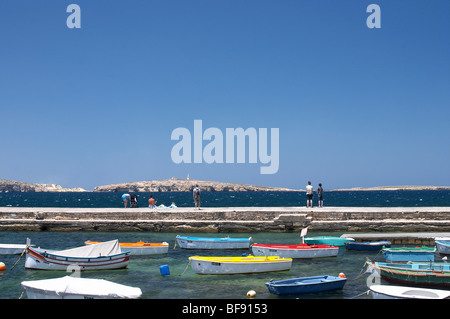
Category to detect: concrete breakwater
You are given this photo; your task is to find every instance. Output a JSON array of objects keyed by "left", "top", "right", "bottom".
[{"left": 1, "top": 206, "right": 450, "bottom": 233}]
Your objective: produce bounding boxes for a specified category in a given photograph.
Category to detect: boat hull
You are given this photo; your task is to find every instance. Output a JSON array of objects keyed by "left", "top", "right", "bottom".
[
  {"left": 251, "top": 244, "right": 338, "bottom": 259},
  {"left": 176, "top": 236, "right": 251, "bottom": 250},
  {"left": 344, "top": 241, "right": 391, "bottom": 251},
  {"left": 435, "top": 239, "right": 450, "bottom": 255},
  {"left": 304, "top": 236, "right": 354, "bottom": 247},
  {"left": 25, "top": 247, "right": 130, "bottom": 271},
  {"left": 266, "top": 275, "right": 346, "bottom": 295},
  {"left": 85, "top": 241, "right": 169, "bottom": 256},
  {"left": 189, "top": 256, "right": 292, "bottom": 275},
  {"left": 371, "top": 262, "right": 450, "bottom": 288},
  {"left": 369, "top": 284, "right": 450, "bottom": 299},
  {"left": 382, "top": 247, "right": 436, "bottom": 263}
]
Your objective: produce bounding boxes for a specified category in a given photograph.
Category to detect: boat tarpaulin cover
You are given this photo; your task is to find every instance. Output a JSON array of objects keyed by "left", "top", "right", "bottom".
[
  {"left": 21, "top": 276, "right": 142, "bottom": 299},
  {"left": 43, "top": 240, "right": 123, "bottom": 257}
]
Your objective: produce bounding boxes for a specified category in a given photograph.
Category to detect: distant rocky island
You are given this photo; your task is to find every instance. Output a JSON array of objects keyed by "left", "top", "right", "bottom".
[
  {"left": 0, "top": 179, "right": 86, "bottom": 192},
  {"left": 93, "top": 178, "right": 296, "bottom": 192},
  {"left": 1, "top": 178, "right": 448, "bottom": 193}
]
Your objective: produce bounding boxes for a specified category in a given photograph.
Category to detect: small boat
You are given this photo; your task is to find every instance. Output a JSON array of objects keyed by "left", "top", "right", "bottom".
[
  {"left": 382, "top": 246, "right": 436, "bottom": 263},
  {"left": 176, "top": 235, "right": 251, "bottom": 250},
  {"left": 345, "top": 241, "right": 391, "bottom": 251},
  {"left": 189, "top": 255, "right": 292, "bottom": 275},
  {"left": 0, "top": 243, "right": 29, "bottom": 255},
  {"left": 368, "top": 261, "right": 450, "bottom": 288},
  {"left": 369, "top": 284, "right": 450, "bottom": 299},
  {"left": 265, "top": 275, "right": 347, "bottom": 295},
  {"left": 304, "top": 236, "right": 354, "bottom": 246},
  {"left": 21, "top": 276, "right": 142, "bottom": 299},
  {"left": 435, "top": 237, "right": 450, "bottom": 255},
  {"left": 85, "top": 240, "right": 169, "bottom": 256},
  {"left": 25, "top": 240, "right": 130, "bottom": 271},
  {"left": 251, "top": 243, "right": 338, "bottom": 259}
]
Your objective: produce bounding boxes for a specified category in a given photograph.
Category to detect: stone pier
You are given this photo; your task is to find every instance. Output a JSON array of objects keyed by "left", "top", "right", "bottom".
[{"left": 0, "top": 206, "right": 449, "bottom": 233}]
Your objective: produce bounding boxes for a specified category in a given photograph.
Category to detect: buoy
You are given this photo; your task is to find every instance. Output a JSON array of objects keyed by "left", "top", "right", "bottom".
[
  {"left": 0, "top": 262, "right": 6, "bottom": 271},
  {"left": 160, "top": 264, "right": 170, "bottom": 276},
  {"left": 338, "top": 272, "right": 346, "bottom": 278},
  {"left": 247, "top": 290, "right": 256, "bottom": 298}
]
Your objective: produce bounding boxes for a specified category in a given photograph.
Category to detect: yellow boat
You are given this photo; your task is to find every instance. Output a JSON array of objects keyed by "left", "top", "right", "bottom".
[
  {"left": 189, "top": 255, "right": 292, "bottom": 274},
  {"left": 85, "top": 241, "right": 169, "bottom": 256}
]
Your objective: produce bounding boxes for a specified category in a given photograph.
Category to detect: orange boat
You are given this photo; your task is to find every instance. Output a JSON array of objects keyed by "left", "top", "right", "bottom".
[{"left": 85, "top": 241, "right": 169, "bottom": 256}]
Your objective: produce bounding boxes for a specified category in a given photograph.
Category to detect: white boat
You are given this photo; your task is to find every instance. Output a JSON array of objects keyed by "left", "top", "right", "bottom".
[
  {"left": 251, "top": 243, "right": 338, "bottom": 259},
  {"left": 21, "top": 276, "right": 142, "bottom": 299},
  {"left": 189, "top": 255, "right": 292, "bottom": 275},
  {"left": 435, "top": 237, "right": 450, "bottom": 255},
  {"left": 25, "top": 240, "right": 130, "bottom": 271},
  {"left": 85, "top": 241, "right": 169, "bottom": 256},
  {"left": 176, "top": 235, "right": 251, "bottom": 250},
  {"left": 370, "top": 284, "right": 450, "bottom": 299},
  {"left": 0, "top": 243, "right": 29, "bottom": 255}
]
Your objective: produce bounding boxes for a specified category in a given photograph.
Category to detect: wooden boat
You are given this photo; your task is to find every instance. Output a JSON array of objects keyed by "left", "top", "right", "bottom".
[
  {"left": 25, "top": 240, "right": 130, "bottom": 271},
  {"left": 435, "top": 237, "right": 450, "bottom": 255},
  {"left": 189, "top": 255, "right": 292, "bottom": 275},
  {"left": 85, "top": 240, "right": 169, "bottom": 256},
  {"left": 251, "top": 243, "right": 338, "bottom": 259},
  {"left": 369, "top": 284, "right": 450, "bottom": 299},
  {"left": 21, "top": 276, "right": 142, "bottom": 299},
  {"left": 0, "top": 243, "right": 29, "bottom": 255},
  {"left": 304, "top": 236, "right": 354, "bottom": 247},
  {"left": 368, "top": 261, "right": 450, "bottom": 288},
  {"left": 265, "top": 275, "right": 347, "bottom": 295},
  {"left": 382, "top": 247, "right": 436, "bottom": 263},
  {"left": 344, "top": 241, "right": 391, "bottom": 251},
  {"left": 176, "top": 235, "right": 251, "bottom": 250}
]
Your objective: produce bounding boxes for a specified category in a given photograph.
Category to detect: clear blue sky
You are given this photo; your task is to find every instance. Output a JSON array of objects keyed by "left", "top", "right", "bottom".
[{"left": 0, "top": 0, "right": 449, "bottom": 190}]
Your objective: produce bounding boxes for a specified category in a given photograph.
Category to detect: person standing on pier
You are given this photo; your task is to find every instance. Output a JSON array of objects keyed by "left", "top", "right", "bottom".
[
  {"left": 121, "top": 193, "right": 130, "bottom": 208},
  {"left": 306, "top": 181, "right": 313, "bottom": 208},
  {"left": 193, "top": 185, "right": 201, "bottom": 209},
  {"left": 317, "top": 183, "right": 324, "bottom": 208}
]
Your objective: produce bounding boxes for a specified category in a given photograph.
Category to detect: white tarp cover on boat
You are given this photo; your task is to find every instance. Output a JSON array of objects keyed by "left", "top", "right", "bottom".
[
  {"left": 44, "top": 240, "right": 123, "bottom": 257},
  {"left": 21, "top": 276, "right": 142, "bottom": 299}
]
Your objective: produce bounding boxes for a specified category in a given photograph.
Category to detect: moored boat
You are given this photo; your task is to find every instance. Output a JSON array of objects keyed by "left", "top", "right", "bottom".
[
  {"left": 344, "top": 241, "right": 391, "bottom": 251},
  {"left": 265, "top": 275, "right": 347, "bottom": 295},
  {"left": 189, "top": 255, "right": 292, "bottom": 274},
  {"left": 25, "top": 240, "right": 130, "bottom": 271},
  {"left": 0, "top": 243, "right": 30, "bottom": 255},
  {"left": 368, "top": 261, "right": 450, "bottom": 288},
  {"left": 369, "top": 284, "right": 450, "bottom": 299},
  {"left": 176, "top": 235, "right": 251, "bottom": 250},
  {"left": 435, "top": 237, "right": 450, "bottom": 255},
  {"left": 304, "top": 236, "right": 354, "bottom": 247},
  {"left": 382, "top": 247, "right": 436, "bottom": 263},
  {"left": 21, "top": 276, "right": 142, "bottom": 299},
  {"left": 85, "top": 240, "right": 169, "bottom": 256},
  {"left": 251, "top": 243, "right": 338, "bottom": 259}
]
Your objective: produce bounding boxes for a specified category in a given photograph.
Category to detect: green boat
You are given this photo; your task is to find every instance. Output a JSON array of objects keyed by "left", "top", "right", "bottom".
[
  {"left": 369, "top": 261, "right": 450, "bottom": 288},
  {"left": 382, "top": 246, "right": 436, "bottom": 263},
  {"left": 304, "top": 236, "right": 354, "bottom": 247}
]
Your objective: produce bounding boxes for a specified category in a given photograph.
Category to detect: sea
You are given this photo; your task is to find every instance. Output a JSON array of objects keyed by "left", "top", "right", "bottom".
[{"left": 0, "top": 190, "right": 449, "bottom": 302}]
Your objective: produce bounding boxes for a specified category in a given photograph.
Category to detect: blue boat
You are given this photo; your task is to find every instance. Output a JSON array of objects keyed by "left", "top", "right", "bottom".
[
  {"left": 382, "top": 247, "right": 436, "bottom": 263},
  {"left": 345, "top": 241, "right": 391, "bottom": 251},
  {"left": 265, "top": 275, "right": 347, "bottom": 295},
  {"left": 175, "top": 235, "right": 251, "bottom": 249}
]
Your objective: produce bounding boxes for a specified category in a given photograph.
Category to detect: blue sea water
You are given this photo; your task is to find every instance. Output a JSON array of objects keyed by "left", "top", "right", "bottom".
[
  {"left": 0, "top": 190, "right": 449, "bottom": 208},
  {"left": 0, "top": 190, "right": 449, "bottom": 301}
]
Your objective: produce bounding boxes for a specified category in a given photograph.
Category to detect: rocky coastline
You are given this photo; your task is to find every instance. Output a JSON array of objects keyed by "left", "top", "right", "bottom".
[{"left": 0, "top": 179, "right": 86, "bottom": 192}]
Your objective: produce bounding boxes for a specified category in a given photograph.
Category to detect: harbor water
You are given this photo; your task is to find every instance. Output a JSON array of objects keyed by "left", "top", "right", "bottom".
[{"left": 0, "top": 190, "right": 449, "bottom": 300}]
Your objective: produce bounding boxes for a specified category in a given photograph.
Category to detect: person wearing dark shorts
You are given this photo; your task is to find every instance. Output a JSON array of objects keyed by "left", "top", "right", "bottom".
[
  {"left": 306, "top": 181, "right": 313, "bottom": 208},
  {"left": 317, "top": 183, "right": 324, "bottom": 208}
]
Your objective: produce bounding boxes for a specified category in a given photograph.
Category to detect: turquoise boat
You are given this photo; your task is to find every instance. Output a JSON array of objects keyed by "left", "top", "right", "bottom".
[
  {"left": 304, "top": 236, "right": 354, "bottom": 247},
  {"left": 382, "top": 247, "right": 436, "bottom": 263}
]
